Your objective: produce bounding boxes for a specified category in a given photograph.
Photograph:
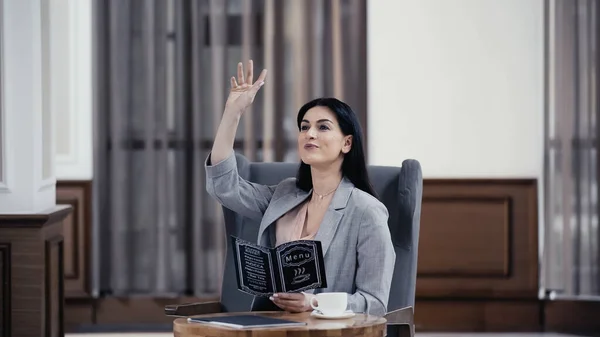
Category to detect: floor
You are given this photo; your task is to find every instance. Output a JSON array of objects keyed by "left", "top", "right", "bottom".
[{"left": 65, "top": 333, "right": 574, "bottom": 337}]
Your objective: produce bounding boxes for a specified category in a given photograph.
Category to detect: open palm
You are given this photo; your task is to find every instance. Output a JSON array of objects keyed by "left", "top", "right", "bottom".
[{"left": 225, "top": 60, "right": 267, "bottom": 114}]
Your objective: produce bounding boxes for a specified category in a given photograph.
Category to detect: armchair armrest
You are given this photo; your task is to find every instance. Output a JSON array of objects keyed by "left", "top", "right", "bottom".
[
  {"left": 384, "top": 306, "right": 414, "bottom": 337},
  {"left": 164, "top": 301, "right": 223, "bottom": 317}
]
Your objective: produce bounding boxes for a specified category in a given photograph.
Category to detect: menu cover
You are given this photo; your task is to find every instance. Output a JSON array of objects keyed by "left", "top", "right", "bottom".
[{"left": 230, "top": 236, "right": 327, "bottom": 296}]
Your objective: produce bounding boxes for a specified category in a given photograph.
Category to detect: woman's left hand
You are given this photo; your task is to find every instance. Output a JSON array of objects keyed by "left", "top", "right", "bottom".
[{"left": 270, "top": 292, "right": 313, "bottom": 313}]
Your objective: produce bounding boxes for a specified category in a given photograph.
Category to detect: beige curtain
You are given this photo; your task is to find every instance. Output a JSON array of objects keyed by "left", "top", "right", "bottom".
[{"left": 93, "top": 0, "right": 367, "bottom": 297}]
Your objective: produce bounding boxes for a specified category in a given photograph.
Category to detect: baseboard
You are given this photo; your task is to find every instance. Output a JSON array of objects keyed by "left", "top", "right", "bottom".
[
  {"left": 414, "top": 299, "right": 542, "bottom": 332},
  {"left": 544, "top": 299, "right": 600, "bottom": 335}
]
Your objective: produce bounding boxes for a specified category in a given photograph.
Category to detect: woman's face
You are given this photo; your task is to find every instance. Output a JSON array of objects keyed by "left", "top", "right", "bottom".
[{"left": 297, "top": 106, "right": 352, "bottom": 168}]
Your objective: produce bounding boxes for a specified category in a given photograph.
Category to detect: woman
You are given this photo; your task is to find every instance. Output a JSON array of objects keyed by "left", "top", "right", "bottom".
[{"left": 205, "top": 60, "right": 395, "bottom": 316}]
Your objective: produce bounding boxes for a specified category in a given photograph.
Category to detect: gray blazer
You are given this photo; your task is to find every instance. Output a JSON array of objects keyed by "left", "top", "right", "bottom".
[{"left": 205, "top": 151, "right": 396, "bottom": 316}]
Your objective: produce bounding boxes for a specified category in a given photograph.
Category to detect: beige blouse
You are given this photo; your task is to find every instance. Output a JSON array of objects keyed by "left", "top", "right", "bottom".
[
  {"left": 275, "top": 195, "right": 330, "bottom": 246},
  {"left": 275, "top": 200, "right": 311, "bottom": 246}
]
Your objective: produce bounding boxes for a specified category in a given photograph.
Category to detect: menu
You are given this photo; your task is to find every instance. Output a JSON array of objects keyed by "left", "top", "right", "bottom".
[{"left": 230, "top": 236, "right": 328, "bottom": 296}]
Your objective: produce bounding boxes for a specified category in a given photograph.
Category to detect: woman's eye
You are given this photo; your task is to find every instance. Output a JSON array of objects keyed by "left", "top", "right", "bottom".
[
  {"left": 300, "top": 125, "right": 309, "bottom": 131},
  {"left": 319, "top": 125, "right": 330, "bottom": 130}
]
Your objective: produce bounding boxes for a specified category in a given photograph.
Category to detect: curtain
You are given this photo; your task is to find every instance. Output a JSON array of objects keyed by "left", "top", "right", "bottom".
[
  {"left": 543, "top": 0, "right": 600, "bottom": 299},
  {"left": 93, "top": 0, "right": 367, "bottom": 297}
]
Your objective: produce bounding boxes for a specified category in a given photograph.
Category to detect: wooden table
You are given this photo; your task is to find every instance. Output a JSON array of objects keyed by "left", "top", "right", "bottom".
[{"left": 173, "top": 311, "right": 387, "bottom": 337}]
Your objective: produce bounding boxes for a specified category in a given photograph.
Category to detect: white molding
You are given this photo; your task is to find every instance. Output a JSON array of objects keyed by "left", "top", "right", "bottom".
[
  {"left": 0, "top": 0, "right": 55, "bottom": 213},
  {"left": 56, "top": 0, "right": 76, "bottom": 164},
  {"left": 38, "top": 177, "right": 56, "bottom": 192},
  {"left": 34, "top": 0, "right": 53, "bottom": 188},
  {"left": 54, "top": 0, "right": 93, "bottom": 180},
  {"left": 0, "top": 0, "right": 7, "bottom": 193},
  {"left": 38, "top": 0, "right": 54, "bottom": 184}
]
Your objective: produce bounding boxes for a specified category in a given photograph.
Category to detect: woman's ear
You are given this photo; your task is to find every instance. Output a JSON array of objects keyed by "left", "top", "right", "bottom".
[{"left": 342, "top": 135, "right": 353, "bottom": 154}]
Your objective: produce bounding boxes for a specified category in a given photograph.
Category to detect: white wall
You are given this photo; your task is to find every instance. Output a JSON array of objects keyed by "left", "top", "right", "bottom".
[{"left": 367, "top": 0, "right": 544, "bottom": 179}]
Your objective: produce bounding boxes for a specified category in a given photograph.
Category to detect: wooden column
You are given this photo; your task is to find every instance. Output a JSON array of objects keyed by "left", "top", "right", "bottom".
[{"left": 0, "top": 205, "right": 71, "bottom": 337}]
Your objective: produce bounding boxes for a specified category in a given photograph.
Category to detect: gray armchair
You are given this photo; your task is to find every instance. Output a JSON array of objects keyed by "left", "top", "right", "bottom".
[{"left": 166, "top": 153, "right": 422, "bottom": 337}]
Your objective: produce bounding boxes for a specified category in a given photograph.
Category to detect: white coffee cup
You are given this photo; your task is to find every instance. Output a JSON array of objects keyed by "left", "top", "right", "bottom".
[{"left": 310, "top": 292, "right": 348, "bottom": 316}]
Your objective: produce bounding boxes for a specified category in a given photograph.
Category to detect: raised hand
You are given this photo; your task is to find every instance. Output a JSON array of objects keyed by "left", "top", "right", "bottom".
[
  {"left": 210, "top": 60, "right": 267, "bottom": 165},
  {"left": 224, "top": 60, "right": 267, "bottom": 116}
]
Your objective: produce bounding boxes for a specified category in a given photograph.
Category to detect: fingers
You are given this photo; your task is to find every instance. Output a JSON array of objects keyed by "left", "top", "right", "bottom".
[
  {"left": 272, "top": 297, "right": 303, "bottom": 307},
  {"left": 237, "top": 62, "right": 245, "bottom": 85},
  {"left": 269, "top": 293, "right": 307, "bottom": 313},
  {"left": 255, "top": 69, "right": 267, "bottom": 84},
  {"left": 233, "top": 61, "right": 266, "bottom": 92},
  {"left": 249, "top": 79, "right": 265, "bottom": 97},
  {"left": 271, "top": 298, "right": 305, "bottom": 312},
  {"left": 273, "top": 303, "right": 302, "bottom": 313},
  {"left": 273, "top": 293, "right": 303, "bottom": 300},
  {"left": 246, "top": 60, "right": 253, "bottom": 85},
  {"left": 248, "top": 69, "right": 267, "bottom": 96}
]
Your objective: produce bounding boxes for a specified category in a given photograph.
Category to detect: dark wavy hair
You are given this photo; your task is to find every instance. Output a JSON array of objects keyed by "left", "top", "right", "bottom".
[{"left": 295, "top": 97, "right": 377, "bottom": 198}]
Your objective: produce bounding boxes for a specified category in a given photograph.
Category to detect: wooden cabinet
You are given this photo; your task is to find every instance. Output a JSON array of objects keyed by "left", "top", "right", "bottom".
[
  {"left": 56, "top": 181, "right": 92, "bottom": 299},
  {"left": 414, "top": 179, "right": 540, "bottom": 331},
  {"left": 417, "top": 179, "right": 539, "bottom": 299},
  {"left": 0, "top": 206, "right": 71, "bottom": 337}
]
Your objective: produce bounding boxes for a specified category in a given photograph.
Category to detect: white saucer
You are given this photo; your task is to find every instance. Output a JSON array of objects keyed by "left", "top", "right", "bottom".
[{"left": 311, "top": 310, "right": 355, "bottom": 319}]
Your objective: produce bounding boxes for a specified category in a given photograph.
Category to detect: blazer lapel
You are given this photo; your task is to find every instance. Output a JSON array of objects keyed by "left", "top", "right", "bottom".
[
  {"left": 256, "top": 177, "right": 354, "bottom": 252},
  {"left": 305, "top": 177, "right": 353, "bottom": 295},
  {"left": 313, "top": 177, "right": 354, "bottom": 256},
  {"left": 257, "top": 189, "right": 310, "bottom": 246}
]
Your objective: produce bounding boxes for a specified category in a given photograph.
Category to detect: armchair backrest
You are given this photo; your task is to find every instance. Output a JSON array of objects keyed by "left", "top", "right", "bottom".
[{"left": 218, "top": 154, "right": 423, "bottom": 314}]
